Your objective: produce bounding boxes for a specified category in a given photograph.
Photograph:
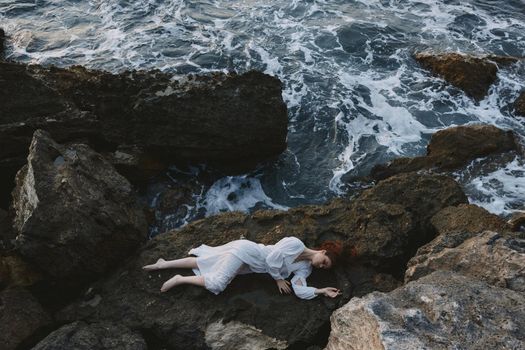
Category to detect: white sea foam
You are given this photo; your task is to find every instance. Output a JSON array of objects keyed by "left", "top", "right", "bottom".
[
  {"left": 2, "top": 0, "right": 525, "bottom": 222},
  {"left": 203, "top": 176, "right": 289, "bottom": 216}
]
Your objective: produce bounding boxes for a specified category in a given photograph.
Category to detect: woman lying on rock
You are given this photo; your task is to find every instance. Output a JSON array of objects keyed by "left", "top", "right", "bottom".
[{"left": 143, "top": 236, "right": 342, "bottom": 299}]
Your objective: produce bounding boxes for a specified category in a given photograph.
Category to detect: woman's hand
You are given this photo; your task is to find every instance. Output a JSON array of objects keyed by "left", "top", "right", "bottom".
[
  {"left": 317, "top": 287, "right": 341, "bottom": 298},
  {"left": 276, "top": 279, "right": 292, "bottom": 294}
]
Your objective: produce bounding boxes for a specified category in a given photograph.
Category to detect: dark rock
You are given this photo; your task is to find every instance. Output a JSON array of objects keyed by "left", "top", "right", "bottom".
[
  {"left": 11, "top": 130, "right": 147, "bottom": 288},
  {"left": 414, "top": 52, "right": 521, "bottom": 101},
  {"left": 0, "top": 62, "right": 287, "bottom": 201},
  {"left": 405, "top": 231, "right": 525, "bottom": 291},
  {"left": 0, "top": 254, "right": 42, "bottom": 289},
  {"left": 371, "top": 124, "right": 517, "bottom": 180},
  {"left": 326, "top": 271, "right": 525, "bottom": 350},
  {"left": 31, "top": 321, "right": 147, "bottom": 350},
  {"left": 0, "top": 28, "right": 5, "bottom": 61},
  {"left": 0, "top": 287, "right": 53, "bottom": 350},
  {"left": 509, "top": 211, "right": 525, "bottom": 232},
  {"left": 55, "top": 172, "right": 465, "bottom": 349},
  {"left": 514, "top": 91, "right": 525, "bottom": 117}
]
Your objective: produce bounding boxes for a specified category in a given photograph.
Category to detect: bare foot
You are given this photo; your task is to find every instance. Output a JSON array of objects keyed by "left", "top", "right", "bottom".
[
  {"left": 142, "top": 258, "right": 167, "bottom": 271},
  {"left": 160, "top": 274, "right": 183, "bottom": 292}
]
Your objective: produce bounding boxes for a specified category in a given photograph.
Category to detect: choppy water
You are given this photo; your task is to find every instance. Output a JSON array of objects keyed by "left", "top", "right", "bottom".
[{"left": 2, "top": 0, "right": 525, "bottom": 233}]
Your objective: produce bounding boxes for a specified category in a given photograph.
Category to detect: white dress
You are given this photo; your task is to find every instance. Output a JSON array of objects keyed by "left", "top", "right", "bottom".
[{"left": 188, "top": 236, "right": 318, "bottom": 299}]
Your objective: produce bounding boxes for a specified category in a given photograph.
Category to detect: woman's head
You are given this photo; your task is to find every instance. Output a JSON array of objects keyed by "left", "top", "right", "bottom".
[{"left": 312, "top": 241, "right": 343, "bottom": 269}]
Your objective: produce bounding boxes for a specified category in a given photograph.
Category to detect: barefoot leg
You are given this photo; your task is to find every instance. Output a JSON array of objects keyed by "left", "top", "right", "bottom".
[
  {"left": 161, "top": 275, "right": 205, "bottom": 292},
  {"left": 143, "top": 257, "right": 198, "bottom": 271}
]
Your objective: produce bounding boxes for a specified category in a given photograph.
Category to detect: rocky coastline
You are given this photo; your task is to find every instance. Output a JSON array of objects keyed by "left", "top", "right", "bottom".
[{"left": 0, "top": 30, "right": 524, "bottom": 349}]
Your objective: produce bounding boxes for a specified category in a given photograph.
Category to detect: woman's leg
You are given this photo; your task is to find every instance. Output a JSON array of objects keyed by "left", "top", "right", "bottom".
[
  {"left": 161, "top": 275, "right": 205, "bottom": 292},
  {"left": 142, "top": 257, "right": 198, "bottom": 271}
]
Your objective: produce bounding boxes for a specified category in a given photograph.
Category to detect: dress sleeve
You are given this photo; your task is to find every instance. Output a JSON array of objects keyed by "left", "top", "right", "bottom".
[
  {"left": 265, "top": 237, "right": 305, "bottom": 280},
  {"left": 291, "top": 264, "right": 317, "bottom": 300}
]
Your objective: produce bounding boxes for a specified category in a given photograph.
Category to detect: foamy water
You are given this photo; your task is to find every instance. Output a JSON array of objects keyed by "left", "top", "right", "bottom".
[{"left": 2, "top": 0, "right": 525, "bottom": 230}]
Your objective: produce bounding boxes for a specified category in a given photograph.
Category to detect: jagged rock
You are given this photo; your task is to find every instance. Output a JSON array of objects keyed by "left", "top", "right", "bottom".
[
  {"left": 325, "top": 271, "right": 525, "bottom": 350},
  {"left": 405, "top": 231, "right": 525, "bottom": 291},
  {"left": 414, "top": 52, "right": 521, "bottom": 101},
  {"left": 11, "top": 130, "right": 147, "bottom": 288},
  {"left": 204, "top": 320, "right": 287, "bottom": 350},
  {"left": 31, "top": 321, "right": 147, "bottom": 350},
  {"left": 55, "top": 172, "right": 465, "bottom": 349},
  {"left": 0, "top": 287, "right": 53, "bottom": 350},
  {"left": 515, "top": 91, "right": 525, "bottom": 117},
  {"left": 0, "top": 28, "right": 5, "bottom": 60},
  {"left": 430, "top": 203, "right": 510, "bottom": 235},
  {"left": 0, "top": 61, "right": 288, "bottom": 207},
  {"left": 509, "top": 211, "right": 525, "bottom": 232},
  {"left": 0, "top": 254, "right": 41, "bottom": 289},
  {"left": 371, "top": 124, "right": 517, "bottom": 180}
]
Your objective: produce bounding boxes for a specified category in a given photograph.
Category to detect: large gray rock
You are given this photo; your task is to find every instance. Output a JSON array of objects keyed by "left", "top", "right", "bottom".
[
  {"left": 405, "top": 231, "right": 525, "bottom": 291},
  {"left": 31, "top": 321, "right": 147, "bottom": 350},
  {"left": 0, "top": 287, "right": 52, "bottom": 350},
  {"left": 12, "top": 130, "right": 147, "bottom": 286},
  {"left": 55, "top": 172, "right": 465, "bottom": 349},
  {"left": 325, "top": 271, "right": 525, "bottom": 350}
]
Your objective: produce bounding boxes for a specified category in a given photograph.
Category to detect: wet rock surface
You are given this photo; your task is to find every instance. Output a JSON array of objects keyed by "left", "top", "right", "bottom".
[
  {"left": 0, "top": 287, "right": 53, "bottom": 350},
  {"left": 414, "top": 52, "right": 521, "bottom": 101},
  {"left": 55, "top": 172, "right": 465, "bottom": 349},
  {"left": 31, "top": 321, "right": 147, "bottom": 350},
  {"left": 11, "top": 130, "right": 147, "bottom": 288},
  {"left": 326, "top": 271, "right": 525, "bottom": 350},
  {"left": 515, "top": 91, "right": 525, "bottom": 117},
  {"left": 0, "top": 61, "right": 288, "bottom": 207},
  {"left": 371, "top": 124, "right": 517, "bottom": 180}
]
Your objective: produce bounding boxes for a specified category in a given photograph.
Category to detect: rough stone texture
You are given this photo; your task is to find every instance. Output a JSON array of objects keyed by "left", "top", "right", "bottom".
[
  {"left": 371, "top": 124, "right": 517, "bottom": 180},
  {"left": 11, "top": 130, "right": 147, "bottom": 286},
  {"left": 325, "top": 271, "right": 525, "bottom": 350},
  {"left": 0, "top": 254, "right": 41, "bottom": 289},
  {"left": 205, "top": 320, "right": 288, "bottom": 350},
  {"left": 55, "top": 172, "right": 465, "bottom": 349},
  {"left": 414, "top": 52, "right": 521, "bottom": 101},
  {"left": 509, "top": 211, "right": 525, "bottom": 232},
  {"left": 0, "top": 61, "right": 288, "bottom": 207},
  {"left": 31, "top": 321, "right": 147, "bottom": 350},
  {"left": 515, "top": 91, "right": 525, "bottom": 117},
  {"left": 0, "top": 287, "right": 53, "bottom": 350},
  {"left": 405, "top": 231, "right": 525, "bottom": 291},
  {"left": 430, "top": 203, "right": 510, "bottom": 235}
]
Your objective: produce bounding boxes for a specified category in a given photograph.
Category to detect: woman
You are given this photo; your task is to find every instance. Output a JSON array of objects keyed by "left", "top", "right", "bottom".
[{"left": 143, "top": 236, "right": 342, "bottom": 299}]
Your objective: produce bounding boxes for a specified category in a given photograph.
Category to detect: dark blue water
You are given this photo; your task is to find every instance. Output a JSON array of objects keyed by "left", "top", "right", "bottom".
[{"left": 2, "top": 0, "right": 525, "bottom": 233}]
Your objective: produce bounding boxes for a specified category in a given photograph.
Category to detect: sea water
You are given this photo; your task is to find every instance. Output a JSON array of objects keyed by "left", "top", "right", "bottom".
[{"left": 2, "top": 0, "right": 524, "bottom": 233}]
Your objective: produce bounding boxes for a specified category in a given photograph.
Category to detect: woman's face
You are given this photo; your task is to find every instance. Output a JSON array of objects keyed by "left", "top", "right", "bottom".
[{"left": 312, "top": 251, "right": 332, "bottom": 269}]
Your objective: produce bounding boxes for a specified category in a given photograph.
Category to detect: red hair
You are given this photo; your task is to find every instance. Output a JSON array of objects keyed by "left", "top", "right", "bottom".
[{"left": 316, "top": 240, "right": 343, "bottom": 267}]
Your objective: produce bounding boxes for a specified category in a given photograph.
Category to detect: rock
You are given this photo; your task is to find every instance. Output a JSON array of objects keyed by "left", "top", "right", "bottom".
[
  {"left": 0, "top": 287, "right": 53, "bottom": 350},
  {"left": 0, "top": 254, "right": 42, "bottom": 289},
  {"left": 325, "top": 271, "right": 525, "bottom": 350},
  {"left": 205, "top": 320, "right": 287, "bottom": 350},
  {"left": 509, "top": 211, "right": 525, "bottom": 232},
  {"left": 0, "top": 28, "right": 5, "bottom": 60},
  {"left": 31, "top": 321, "right": 147, "bottom": 350},
  {"left": 11, "top": 130, "right": 147, "bottom": 288},
  {"left": 371, "top": 124, "right": 517, "bottom": 180},
  {"left": 55, "top": 172, "right": 465, "bottom": 349},
  {"left": 514, "top": 91, "right": 525, "bottom": 117},
  {"left": 430, "top": 203, "right": 510, "bottom": 235},
  {"left": 0, "top": 62, "right": 288, "bottom": 205},
  {"left": 405, "top": 231, "right": 525, "bottom": 291},
  {"left": 414, "top": 52, "right": 521, "bottom": 101}
]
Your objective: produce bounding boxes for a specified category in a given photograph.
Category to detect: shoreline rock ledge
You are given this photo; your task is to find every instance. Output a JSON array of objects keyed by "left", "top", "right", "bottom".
[{"left": 0, "top": 61, "right": 288, "bottom": 206}]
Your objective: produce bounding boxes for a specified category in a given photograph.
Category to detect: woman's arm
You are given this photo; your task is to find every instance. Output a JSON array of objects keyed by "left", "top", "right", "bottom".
[{"left": 291, "top": 265, "right": 341, "bottom": 299}]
